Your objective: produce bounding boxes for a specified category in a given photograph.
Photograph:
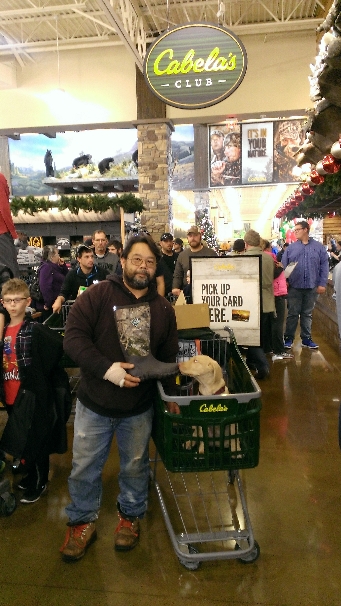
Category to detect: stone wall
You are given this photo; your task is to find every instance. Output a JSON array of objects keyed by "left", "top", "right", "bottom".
[{"left": 137, "top": 120, "right": 174, "bottom": 240}]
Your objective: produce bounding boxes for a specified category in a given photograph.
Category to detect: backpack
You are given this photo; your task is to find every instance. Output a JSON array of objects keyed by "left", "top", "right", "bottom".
[{"left": 29, "top": 269, "right": 43, "bottom": 303}]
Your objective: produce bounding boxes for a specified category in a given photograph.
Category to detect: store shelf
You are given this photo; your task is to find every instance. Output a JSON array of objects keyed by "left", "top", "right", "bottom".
[{"left": 43, "top": 177, "right": 138, "bottom": 195}]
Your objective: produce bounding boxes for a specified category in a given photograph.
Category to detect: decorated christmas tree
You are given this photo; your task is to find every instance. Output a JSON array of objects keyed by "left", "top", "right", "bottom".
[{"left": 196, "top": 208, "right": 219, "bottom": 251}]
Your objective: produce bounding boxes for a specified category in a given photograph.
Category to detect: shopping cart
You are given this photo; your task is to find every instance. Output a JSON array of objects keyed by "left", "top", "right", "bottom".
[
  {"left": 43, "top": 302, "right": 76, "bottom": 367},
  {"left": 43, "top": 302, "right": 80, "bottom": 399},
  {"left": 151, "top": 327, "right": 262, "bottom": 569}
]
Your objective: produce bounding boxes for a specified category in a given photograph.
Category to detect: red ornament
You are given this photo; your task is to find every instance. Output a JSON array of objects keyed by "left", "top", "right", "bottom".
[
  {"left": 309, "top": 170, "right": 324, "bottom": 185},
  {"left": 322, "top": 154, "right": 341, "bottom": 174},
  {"left": 327, "top": 211, "right": 335, "bottom": 218},
  {"left": 294, "top": 190, "right": 304, "bottom": 203},
  {"left": 301, "top": 183, "right": 315, "bottom": 196}
]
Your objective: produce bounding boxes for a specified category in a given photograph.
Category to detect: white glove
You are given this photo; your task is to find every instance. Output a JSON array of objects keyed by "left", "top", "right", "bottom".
[{"left": 103, "top": 362, "right": 126, "bottom": 387}]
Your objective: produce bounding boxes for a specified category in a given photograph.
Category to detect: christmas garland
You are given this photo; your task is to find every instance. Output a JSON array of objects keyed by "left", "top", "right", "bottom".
[
  {"left": 284, "top": 170, "right": 341, "bottom": 221},
  {"left": 10, "top": 192, "right": 145, "bottom": 217}
]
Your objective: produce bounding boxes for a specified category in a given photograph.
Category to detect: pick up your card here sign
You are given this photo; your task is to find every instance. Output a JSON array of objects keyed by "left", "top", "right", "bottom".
[
  {"left": 143, "top": 23, "right": 247, "bottom": 109},
  {"left": 190, "top": 256, "right": 261, "bottom": 346}
]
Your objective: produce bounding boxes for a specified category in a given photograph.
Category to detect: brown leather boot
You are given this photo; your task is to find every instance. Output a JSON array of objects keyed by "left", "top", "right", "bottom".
[
  {"left": 60, "top": 522, "right": 97, "bottom": 562},
  {"left": 114, "top": 515, "right": 140, "bottom": 551}
]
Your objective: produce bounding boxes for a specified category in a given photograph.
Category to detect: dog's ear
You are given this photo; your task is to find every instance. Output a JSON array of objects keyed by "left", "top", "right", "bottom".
[{"left": 210, "top": 359, "right": 222, "bottom": 383}]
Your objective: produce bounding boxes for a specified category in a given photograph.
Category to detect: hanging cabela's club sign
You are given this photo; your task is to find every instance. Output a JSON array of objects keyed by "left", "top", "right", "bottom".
[{"left": 143, "top": 22, "right": 247, "bottom": 109}]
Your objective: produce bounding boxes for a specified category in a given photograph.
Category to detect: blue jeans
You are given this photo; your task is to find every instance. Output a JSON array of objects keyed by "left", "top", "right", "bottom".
[
  {"left": 284, "top": 287, "right": 317, "bottom": 341},
  {"left": 65, "top": 400, "right": 153, "bottom": 525}
]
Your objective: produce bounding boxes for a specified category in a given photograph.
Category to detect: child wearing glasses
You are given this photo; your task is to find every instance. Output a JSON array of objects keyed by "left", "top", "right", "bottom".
[{"left": 0, "top": 278, "right": 71, "bottom": 504}]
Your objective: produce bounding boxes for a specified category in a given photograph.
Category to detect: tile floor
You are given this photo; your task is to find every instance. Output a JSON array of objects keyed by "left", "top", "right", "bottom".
[{"left": 1, "top": 327, "right": 341, "bottom": 606}]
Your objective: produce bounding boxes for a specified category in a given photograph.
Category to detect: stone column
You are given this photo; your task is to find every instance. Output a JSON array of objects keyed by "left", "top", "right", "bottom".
[{"left": 136, "top": 119, "right": 174, "bottom": 240}]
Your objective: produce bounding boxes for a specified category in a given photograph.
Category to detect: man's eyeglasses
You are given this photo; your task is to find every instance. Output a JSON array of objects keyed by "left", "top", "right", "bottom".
[
  {"left": 2, "top": 297, "right": 28, "bottom": 304},
  {"left": 294, "top": 228, "right": 304, "bottom": 233},
  {"left": 127, "top": 256, "right": 156, "bottom": 268}
]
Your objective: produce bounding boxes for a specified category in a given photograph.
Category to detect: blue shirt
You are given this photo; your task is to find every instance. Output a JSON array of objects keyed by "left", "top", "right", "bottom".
[{"left": 282, "top": 237, "right": 329, "bottom": 289}]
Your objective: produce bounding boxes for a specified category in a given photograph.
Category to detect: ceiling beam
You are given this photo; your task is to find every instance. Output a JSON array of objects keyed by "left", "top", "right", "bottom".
[
  {"left": 0, "top": 16, "right": 323, "bottom": 59},
  {"left": 229, "top": 18, "right": 324, "bottom": 35},
  {"left": 95, "top": 0, "right": 145, "bottom": 70},
  {"left": 0, "top": 35, "right": 116, "bottom": 55},
  {"left": 0, "top": 10, "right": 103, "bottom": 26},
  {"left": 150, "top": 17, "right": 324, "bottom": 35},
  {"left": 0, "top": 4, "right": 87, "bottom": 18}
]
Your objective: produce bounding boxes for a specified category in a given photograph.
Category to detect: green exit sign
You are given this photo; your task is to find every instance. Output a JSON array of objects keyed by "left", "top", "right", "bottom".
[{"left": 144, "top": 23, "right": 247, "bottom": 109}]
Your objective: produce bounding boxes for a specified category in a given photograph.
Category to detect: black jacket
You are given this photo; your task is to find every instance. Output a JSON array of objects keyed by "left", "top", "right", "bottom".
[
  {"left": 60, "top": 264, "right": 108, "bottom": 300},
  {"left": 63, "top": 275, "right": 178, "bottom": 418},
  {"left": 0, "top": 321, "right": 72, "bottom": 464}
]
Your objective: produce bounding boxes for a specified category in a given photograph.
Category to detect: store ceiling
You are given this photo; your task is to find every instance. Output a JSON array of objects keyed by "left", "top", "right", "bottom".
[
  {"left": 0, "top": 1, "right": 328, "bottom": 68},
  {"left": 0, "top": 0, "right": 331, "bottom": 227}
]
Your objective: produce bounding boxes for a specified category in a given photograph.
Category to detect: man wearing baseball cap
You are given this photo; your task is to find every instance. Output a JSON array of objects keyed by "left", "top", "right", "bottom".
[
  {"left": 172, "top": 226, "right": 217, "bottom": 295},
  {"left": 158, "top": 233, "right": 179, "bottom": 298},
  {"left": 210, "top": 129, "right": 225, "bottom": 163}
]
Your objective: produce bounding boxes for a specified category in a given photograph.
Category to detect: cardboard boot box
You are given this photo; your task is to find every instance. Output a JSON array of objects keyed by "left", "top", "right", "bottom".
[{"left": 174, "top": 294, "right": 210, "bottom": 330}]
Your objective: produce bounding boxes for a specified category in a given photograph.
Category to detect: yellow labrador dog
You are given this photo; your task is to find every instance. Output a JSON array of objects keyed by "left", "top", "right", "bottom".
[
  {"left": 178, "top": 355, "right": 229, "bottom": 396},
  {"left": 178, "top": 355, "right": 230, "bottom": 453}
]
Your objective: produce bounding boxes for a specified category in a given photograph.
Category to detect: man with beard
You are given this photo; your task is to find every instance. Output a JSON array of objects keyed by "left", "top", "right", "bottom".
[
  {"left": 60, "top": 235, "right": 178, "bottom": 561},
  {"left": 222, "top": 132, "right": 241, "bottom": 184},
  {"left": 158, "top": 232, "right": 178, "bottom": 298},
  {"left": 210, "top": 129, "right": 224, "bottom": 162},
  {"left": 172, "top": 225, "right": 217, "bottom": 294},
  {"left": 210, "top": 129, "right": 225, "bottom": 186}
]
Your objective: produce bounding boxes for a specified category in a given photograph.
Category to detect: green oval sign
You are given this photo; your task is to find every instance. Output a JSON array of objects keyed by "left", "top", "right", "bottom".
[{"left": 143, "top": 23, "right": 247, "bottom": 110}]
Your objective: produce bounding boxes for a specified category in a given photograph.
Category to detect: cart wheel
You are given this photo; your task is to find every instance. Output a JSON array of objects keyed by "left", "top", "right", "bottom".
[
  {"left": 234, "top": 540, "right": 260, "bottom": 564},
  {"left": 178, "top": 545, "right": 201, "bottom": 570},
  {"left": 0, "top": 492, "right": 17, "bottom": 516}
]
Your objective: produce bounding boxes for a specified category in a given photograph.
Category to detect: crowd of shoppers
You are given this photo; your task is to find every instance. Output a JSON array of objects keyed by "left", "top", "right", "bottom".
[{"left": 0, "top": 213, "right": 331, "bottom": 563}]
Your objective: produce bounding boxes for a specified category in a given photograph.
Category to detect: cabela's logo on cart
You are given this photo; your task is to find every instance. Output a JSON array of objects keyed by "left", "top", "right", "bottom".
[
  {"left": 143, "top": 23, "right": 247, "bottom": 109},
  {"left": 199, "top": 403, "right": 228, "bottom": 413}
]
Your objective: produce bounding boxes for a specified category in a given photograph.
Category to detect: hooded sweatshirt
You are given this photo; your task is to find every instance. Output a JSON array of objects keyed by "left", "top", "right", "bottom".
[{"left": 63, "top": 274, "right": 178, "bottom": 418}]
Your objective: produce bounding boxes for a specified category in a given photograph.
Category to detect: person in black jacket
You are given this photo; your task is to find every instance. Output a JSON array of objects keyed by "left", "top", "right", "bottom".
[
  {"left": 0, "top": 278, "right": 71, "bottom": 504},
  {"left": 52, "top": 245, "right": 108, "bottom": 313},
  {"left": 158, "top": 232, "right": 178, "bottom": 299},
  {"left": 59, "top": 235, "right": 178, "bottom": 561}
]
